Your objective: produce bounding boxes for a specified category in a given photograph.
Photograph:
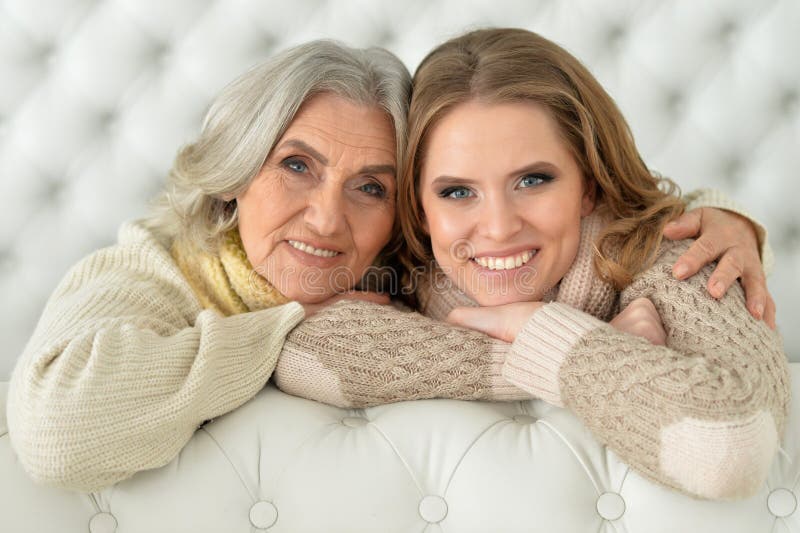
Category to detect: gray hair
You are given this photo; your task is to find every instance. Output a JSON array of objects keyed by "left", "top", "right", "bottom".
[{"left": 143, "top": 39, "right": 411, "bottom": 252}]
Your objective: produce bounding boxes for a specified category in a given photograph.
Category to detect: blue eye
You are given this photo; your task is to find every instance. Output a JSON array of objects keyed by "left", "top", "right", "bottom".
[
  {"left": 519, "top": 173, "right": 553, "bottom": 188},
  {"left": 283, "top": 158, "right": 308, "bottom": 173},
  {"left": 359, "top": 181, "right": 386, "bottom": 198},
  {"left": 439, "top": 186, "right": 473, "bottom": 200}
]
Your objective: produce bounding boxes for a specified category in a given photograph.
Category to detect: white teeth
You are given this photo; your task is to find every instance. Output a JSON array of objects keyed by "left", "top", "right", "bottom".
[
  {"left": 473, "top": 250, "right": 536, "bottom": 270},
  {"left": 288, "top": 240, "right": 339, "bottom": 258}
]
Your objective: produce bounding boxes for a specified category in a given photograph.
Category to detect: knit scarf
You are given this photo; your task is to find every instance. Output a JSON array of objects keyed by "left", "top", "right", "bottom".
[
  {"left": 417, "top": 211, "right": 618, "bottom": 322},
  {"left": 170, "top": 228, "right": 289, "bottom": 316}
]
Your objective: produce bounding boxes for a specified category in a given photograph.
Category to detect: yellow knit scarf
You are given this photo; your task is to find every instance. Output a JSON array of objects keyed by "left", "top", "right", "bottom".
[{"left": 170, "top": 227, "right": 290, "bottom": 316}]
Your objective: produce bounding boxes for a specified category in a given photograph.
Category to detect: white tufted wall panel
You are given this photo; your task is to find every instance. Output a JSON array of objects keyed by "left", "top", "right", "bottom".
[{"left": 0, "top": 0, "right": 798, "bottom": 378}]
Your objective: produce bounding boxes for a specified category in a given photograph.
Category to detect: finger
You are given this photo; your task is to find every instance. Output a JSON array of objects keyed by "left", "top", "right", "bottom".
[
  {"left": 707, "top": 251, "right": 745, "bottom": 299},
  {"left": 446, "top": 307, "right": 505, "bottom": 339},
  {"left": 663, "top": 209, "right": 703, "bottom": 240},
  {"left": 672, "top": 234, "right": 720, "bottom": 280},
  {"left": 764, "top": 294, "right": 777, "bottom": 330},
  {"left": 739, "top": 266, "right": 767, "bottom": 320}
]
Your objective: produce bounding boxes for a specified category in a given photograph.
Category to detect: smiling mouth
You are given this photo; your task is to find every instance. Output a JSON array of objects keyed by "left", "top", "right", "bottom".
[
  {"left": 287, "top": 240, "right": 341, "bottom": 258},
  {"left": 471, "top": 249, "right": 538, "bottom": 271}
]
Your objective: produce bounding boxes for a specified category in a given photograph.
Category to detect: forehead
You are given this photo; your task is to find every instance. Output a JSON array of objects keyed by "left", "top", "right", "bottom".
[
  {"left": 280, "top": 93, "right": 396, "bottom": 157},
  {"left": 422, "top": 99, "right": 574, "bottom": 176}
]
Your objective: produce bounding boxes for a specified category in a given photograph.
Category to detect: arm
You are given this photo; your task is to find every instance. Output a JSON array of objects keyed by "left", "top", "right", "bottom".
[
  {"left": 502, "top": 239, "right": 789, "bottom": 500},
  {"left": 6, "top": 222, "right": 304, "bottom": 491},
  {"left": 274, "top": 298, "right": 530, "bottom": 408}
]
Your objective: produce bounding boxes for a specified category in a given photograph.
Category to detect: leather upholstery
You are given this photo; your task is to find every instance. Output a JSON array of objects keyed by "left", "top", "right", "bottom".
[{"left": 2, "top": 367, "right": 800, "bottom": 532}]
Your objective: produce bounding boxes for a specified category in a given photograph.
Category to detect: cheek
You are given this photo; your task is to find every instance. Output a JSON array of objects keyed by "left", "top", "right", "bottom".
[
  {"left": 426, "top": 209, "right": 468, "bottom": 253},
  {"left": 352, "top": 204, "right": 395, "bottom": 262},
  {"left": 237, "top": 177, "right": 300, "bottom": 265}
]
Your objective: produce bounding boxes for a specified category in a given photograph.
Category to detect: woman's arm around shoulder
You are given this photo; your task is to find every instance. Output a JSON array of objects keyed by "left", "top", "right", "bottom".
[
  {"left": 502, "top": 238, "right": 789, "bottom": 500},
  {"left": 6, "top": 220, "right": 304, "bottom": 491}
]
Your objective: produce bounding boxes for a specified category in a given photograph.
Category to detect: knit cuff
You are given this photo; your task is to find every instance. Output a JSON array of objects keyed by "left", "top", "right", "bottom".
[
  {"left": 502, "top": 303, "right": 605, "bottom": 407},
  {"left": 486, "top": 340, "right": 531, "bottom": 402},
  {"left": 197, "top": 301, "right": 305, "bottom": 420}
]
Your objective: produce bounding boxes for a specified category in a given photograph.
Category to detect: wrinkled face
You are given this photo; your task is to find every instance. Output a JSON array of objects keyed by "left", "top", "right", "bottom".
[
  {"left": 236, "top": 92, "right": 397, "bottom": 303},
  {"left": 419, "top": 99, "right": 594, "bottom": 306}
]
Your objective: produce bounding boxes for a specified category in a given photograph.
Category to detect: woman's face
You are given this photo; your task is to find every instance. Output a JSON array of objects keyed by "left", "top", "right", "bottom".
[
  {"left": 236, "top": 92, "right": 397, "bottom": 303},
  {"left": 419, "top": 99, "right": 594, "bottom": 306}
]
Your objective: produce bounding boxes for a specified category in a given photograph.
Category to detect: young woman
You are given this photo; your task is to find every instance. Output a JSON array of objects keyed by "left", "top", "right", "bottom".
[{"left": 275, "top": 29, "right": 788, "bottom": 501}]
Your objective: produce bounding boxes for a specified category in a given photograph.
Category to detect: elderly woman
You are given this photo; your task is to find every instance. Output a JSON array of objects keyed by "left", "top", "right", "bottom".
[
  {"left": 6, "top": 40, "right": 410, "bottom": 491},
  {"left": 7, "top": 38, "right": 774, "bottom": 493}
]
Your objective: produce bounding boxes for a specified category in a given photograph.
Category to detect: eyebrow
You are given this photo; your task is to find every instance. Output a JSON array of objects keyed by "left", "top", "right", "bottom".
[
  {"left": 429, "top": 161, "right": 560, "bottom": 186},
  {"left": 277, "top": 139, "right": 396, "bottom": 177}
]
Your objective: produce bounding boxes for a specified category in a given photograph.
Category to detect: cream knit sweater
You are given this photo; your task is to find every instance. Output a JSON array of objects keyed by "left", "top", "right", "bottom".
[
  {"left": 4, "top": 187, "right": 773, "bottom": 493},
  {"left": 274, "top": 198, "right": 787, "bottom": 500},
  {"left": 5, "top": 221, "right": 305, "bottom": 491}
]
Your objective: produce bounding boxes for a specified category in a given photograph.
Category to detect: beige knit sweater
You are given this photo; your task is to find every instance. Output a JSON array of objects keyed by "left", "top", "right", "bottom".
[
  {"left": 274, "top": 202, "right": 788, "bottom": 500},
  {"left": 3, "top": 187, "right": 773, "bottom": 493}
]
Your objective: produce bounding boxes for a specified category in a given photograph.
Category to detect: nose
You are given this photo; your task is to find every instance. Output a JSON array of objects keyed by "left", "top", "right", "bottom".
[
  {"left": 304, "top": 185, "right": 346, "bottom": 237},
  {"left": 477, "top": 193, "right": 523, "bottom": 242}
]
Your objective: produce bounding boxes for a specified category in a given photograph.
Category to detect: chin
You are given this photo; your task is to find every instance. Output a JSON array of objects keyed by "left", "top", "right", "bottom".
[{"left": 470, "top": 290, "right": 541, "bottom": 307}]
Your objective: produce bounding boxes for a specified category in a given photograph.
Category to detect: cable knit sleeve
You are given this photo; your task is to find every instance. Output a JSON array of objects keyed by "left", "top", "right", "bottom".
[
  {"left": 502, "top": 238, "right": 790, "bottom": 500},
  {"left": 6, "top": 221, "right": 305, "bottom": 492},
  {"left": 274, "top": 296, "right": 529, "bottom": 408}
]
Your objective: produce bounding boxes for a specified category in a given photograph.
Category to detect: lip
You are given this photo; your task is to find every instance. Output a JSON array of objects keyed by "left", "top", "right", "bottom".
[
  {"left": 286, "top": 238, "right": 343, "bottom": 254},
  {"left": 471, "top": 246, "right": 538, "bottom": 259},
  {"left": 283, "top": 240, "right": 344, "bottom": 267}
]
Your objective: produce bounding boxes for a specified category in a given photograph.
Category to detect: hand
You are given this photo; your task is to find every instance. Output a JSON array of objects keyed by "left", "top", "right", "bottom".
[
  {"left": 609, "top": 297, "right": 666, "bottom": 345},
  {"left": 445, "top": 301, "right": 545, "bottom": 342},
  {"left": 663, "top": 207, "right": 776, "bottom": 329},
  {"left": 301, "top": 290, "right": 390, "bottom": 317}
]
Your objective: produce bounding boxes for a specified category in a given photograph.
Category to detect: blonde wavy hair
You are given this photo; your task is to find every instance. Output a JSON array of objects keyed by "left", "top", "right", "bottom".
[
  {"left": 142, "top": 40, "right": 411, "bottom": 256},
  {"left": 398, "top": 28, "right": 684, "bottom": 292}
]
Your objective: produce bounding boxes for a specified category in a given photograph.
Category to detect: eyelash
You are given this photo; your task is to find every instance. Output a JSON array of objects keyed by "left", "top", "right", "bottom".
[
  {"left": 282, "top": 157, "right": 308, "bottom": 174},
  {"left": 518, "top": 172, "right": 554, "bottom": 188},
  {"left": 358, "top": 181, "right": 387, "bottom": 199},
  {"left": 281, "top": 157, "right": 387, "bottom": 199},
  {"left": 438, "top": 173, "right": 554, "bottom": 200}
]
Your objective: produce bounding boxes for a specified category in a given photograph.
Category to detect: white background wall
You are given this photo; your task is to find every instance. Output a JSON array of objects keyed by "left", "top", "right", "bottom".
[{"left": 1, "top": 0, "right": 798, "bottom": 378}]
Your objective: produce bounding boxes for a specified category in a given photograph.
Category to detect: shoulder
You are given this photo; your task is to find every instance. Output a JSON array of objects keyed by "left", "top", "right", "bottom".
[{"left": 621, "top": 237, "right": 733, "bottom": 310}]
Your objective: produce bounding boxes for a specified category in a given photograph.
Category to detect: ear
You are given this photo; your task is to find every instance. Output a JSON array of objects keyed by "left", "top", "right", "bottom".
[{"left": 580, "top": 179, "right": 596, "bottom": 217}]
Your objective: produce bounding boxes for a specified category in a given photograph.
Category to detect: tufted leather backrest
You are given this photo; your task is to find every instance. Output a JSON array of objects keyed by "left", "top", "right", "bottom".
[
  {"left": 0, "top": 0, "right": 798, "bottom": 377},
  {"left": 4, "top": 366, "right": 800, "bottom": 531}
]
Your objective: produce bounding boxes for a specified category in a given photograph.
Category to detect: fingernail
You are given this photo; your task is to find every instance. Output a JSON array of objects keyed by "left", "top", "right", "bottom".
[
  {"left": 711, "top": 281, "right": 723, "bottom": 297},
  {"left": 674, "top": 263, "right": 688, "bottom": 279},
  {"left": 754, "top": 303, "right": 764, "bottom": 319}
]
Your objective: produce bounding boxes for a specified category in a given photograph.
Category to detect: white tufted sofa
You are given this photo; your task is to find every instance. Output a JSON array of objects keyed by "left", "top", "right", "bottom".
[
  {"left": 1, "top": 0, "right": 799, "bottom": 531},
  {"left": 3, "top": 371, "right": 800, "bottom": 532}
]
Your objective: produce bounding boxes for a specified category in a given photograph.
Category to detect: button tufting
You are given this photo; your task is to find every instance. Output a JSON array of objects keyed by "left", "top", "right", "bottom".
[
  {"left": 665, "top": 90, "right": 684, "bottom": 115},
  {"left": 781, "top": 91, "right": 798, "bottom": 114},
  {"left": 88, "top": 512, "right": 117, "bottom": 533},
  {"left": 607, "top": 25, "right": 625, "bottom": 45},
  {"left": 341, "top": 417, "right": 368, "bottom": 427},
  {"left": 513, "top": 414, "right": 536, "bottom": 424},
  {"left": 249, "top": 500, "right": 278, "bottom": 529},
  {"left": 419, "top": 495, "right": 448, "bottom": 523},
  {"left": 718, "top": 20, "right": 738, "bottom": 44},
  {"left": 768, "top": 488, "right": 797, "bottom": 517},
  {"left": 596, "top": 492, "right": 625, "bottom": 521}
]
